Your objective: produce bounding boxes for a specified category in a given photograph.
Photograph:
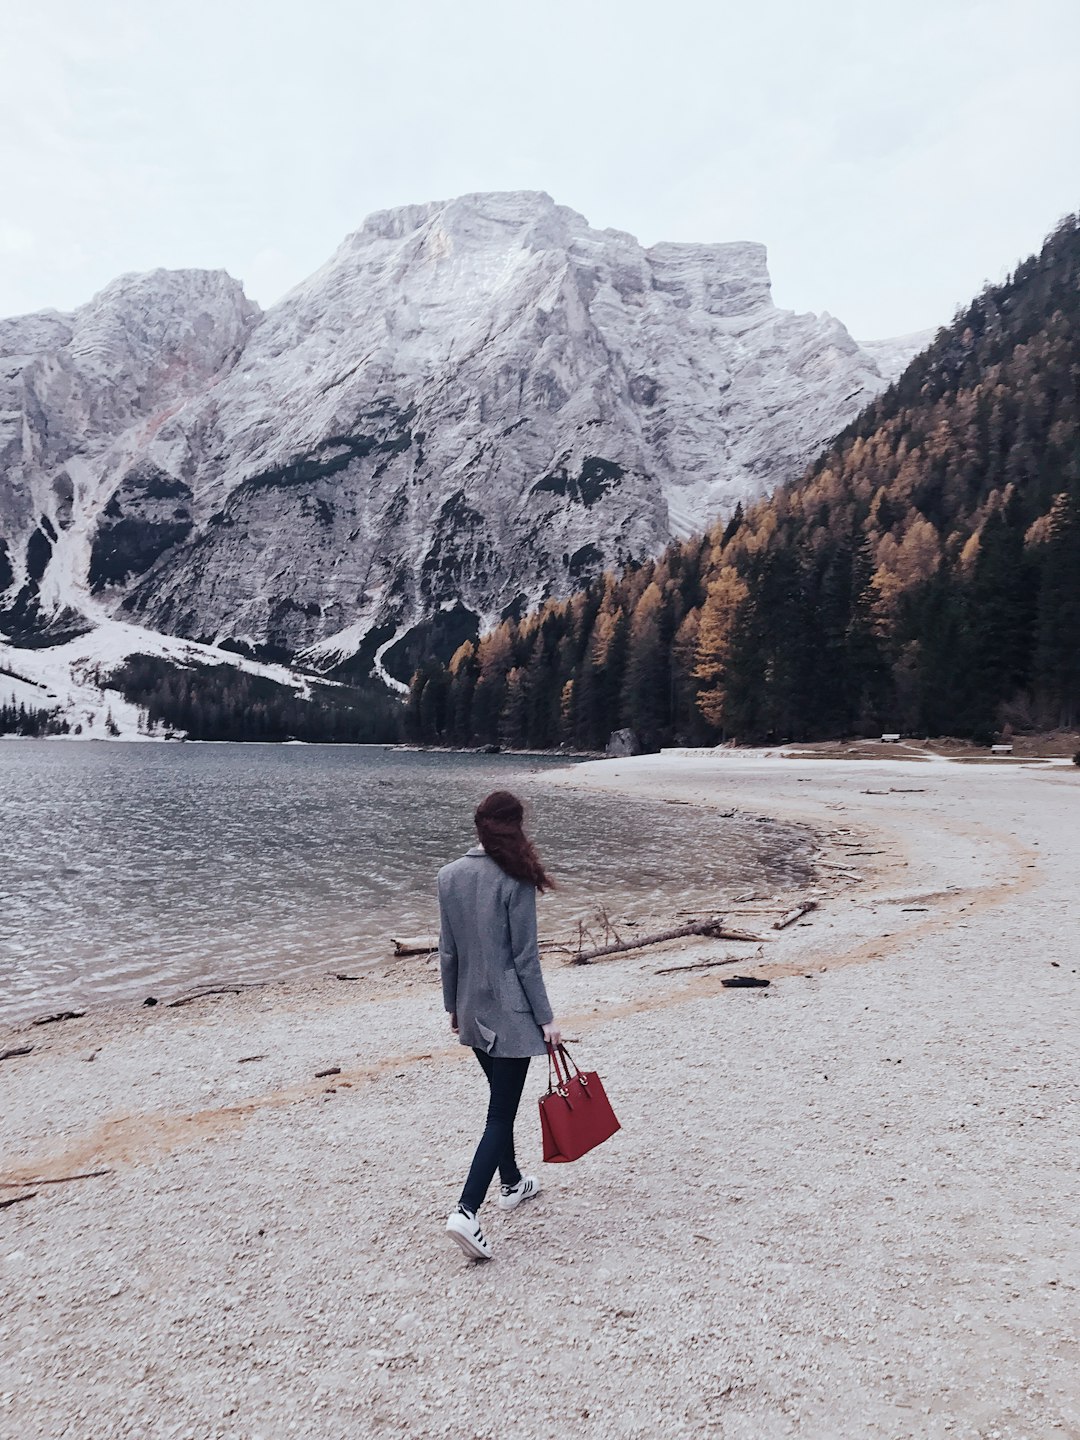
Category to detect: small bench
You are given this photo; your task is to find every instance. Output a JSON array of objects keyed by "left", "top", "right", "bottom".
[
  {"left": 880, "top": 733, "right": 901, "bottom": 743},
  {"left": 990, "top": 743, "right": 1014, "bottom": 754}
]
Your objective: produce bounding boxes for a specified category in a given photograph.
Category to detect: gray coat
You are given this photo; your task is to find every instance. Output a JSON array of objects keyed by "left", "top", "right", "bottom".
[{"left": 438, "top": 846, "right": 553, "bottom": 1058}]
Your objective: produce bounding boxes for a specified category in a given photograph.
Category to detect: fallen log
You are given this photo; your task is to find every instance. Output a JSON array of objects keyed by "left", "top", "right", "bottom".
[
  {"left": 31, "top": 1011, "right": 85, "bottom": 1026},
  {"left": 572, "top": 921, "right": 772, "bottom": 965},
  {"left": 0, "top": 1045, "right": 33, "bottom": 1061},
  {"left": 773, "top": 900, "right": 818, "bottom": 930}
]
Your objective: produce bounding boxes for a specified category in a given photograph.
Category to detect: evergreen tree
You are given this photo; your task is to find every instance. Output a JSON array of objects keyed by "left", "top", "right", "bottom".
[
  {"left": 408, "top": 212, "right": 1080, "bottom": 749},
  {"left": 620, "top": 582, "right": 670, "bottom": 746},
  {"left": 1034, "top": 471, "right": 1080, "bottom": 726},
  {"left": 965, "top": 492, "right": 1036, "bottom": 733}
]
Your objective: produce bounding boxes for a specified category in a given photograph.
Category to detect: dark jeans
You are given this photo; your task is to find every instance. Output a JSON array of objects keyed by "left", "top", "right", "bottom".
[{"left": 459, "top": 1050, "right": 531, "bottom": 1214}]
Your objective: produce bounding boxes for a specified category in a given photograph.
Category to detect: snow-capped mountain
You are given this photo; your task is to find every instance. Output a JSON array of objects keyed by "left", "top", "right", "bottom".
[{"left": 0, "top": 191, "right": 929, "bottom": 691}]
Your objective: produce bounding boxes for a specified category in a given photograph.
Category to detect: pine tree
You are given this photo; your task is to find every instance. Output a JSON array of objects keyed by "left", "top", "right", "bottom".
[
  {"left": 965, "top": 492, "right": 1036, "bottom": 733},
  {"left": 620, "top": 582, "right": 670, "bottom": 746},
  {"left": 1034, "top": 471, "right": 1080, "bottom": 726}
]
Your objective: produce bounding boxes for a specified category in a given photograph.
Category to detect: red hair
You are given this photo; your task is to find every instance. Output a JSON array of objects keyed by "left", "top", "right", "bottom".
[{"left": 474, "top": 790, "right": 554, "bottom": 892}]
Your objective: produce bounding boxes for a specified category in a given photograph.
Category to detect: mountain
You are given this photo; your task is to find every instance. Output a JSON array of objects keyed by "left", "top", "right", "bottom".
[
  {"left": 0, "top": 191, "right": 926, "bottom": 712},
  {"left": 416, "top": 212, "right": 1080, "bottom": 749}
]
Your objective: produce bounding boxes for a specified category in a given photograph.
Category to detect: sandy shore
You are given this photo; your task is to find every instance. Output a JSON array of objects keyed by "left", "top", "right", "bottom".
[{"left": 2, "top": 750, "right": 1078, "bottom": 1439}]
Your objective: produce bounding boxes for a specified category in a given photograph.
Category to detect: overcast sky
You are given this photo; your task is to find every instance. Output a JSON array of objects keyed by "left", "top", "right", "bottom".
[{"left": 1, "top": 0, "right": 1077, "bottom": 338}]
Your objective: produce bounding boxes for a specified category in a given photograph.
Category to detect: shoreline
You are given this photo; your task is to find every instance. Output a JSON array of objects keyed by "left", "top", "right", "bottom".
[
  {"left": 0, "top": 755, "right": 815, "bottom": 1034},
  {"left": 3, "top": 752, "right": 1079, "bottom": 1438}
]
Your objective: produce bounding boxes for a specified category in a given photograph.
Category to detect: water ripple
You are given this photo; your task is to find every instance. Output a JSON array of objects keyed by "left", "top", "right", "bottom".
[{"left": 0, "top": 743, "right": 813, "bottom": 1022}]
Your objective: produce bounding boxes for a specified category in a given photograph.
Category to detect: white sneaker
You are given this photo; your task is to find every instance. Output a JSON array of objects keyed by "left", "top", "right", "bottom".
[
  {"left": 498, "top": 1175, "right": 541, "bottom": 1211},
  {"left": 446, "top": 1206, "right": 492, "bottom": 1260}
]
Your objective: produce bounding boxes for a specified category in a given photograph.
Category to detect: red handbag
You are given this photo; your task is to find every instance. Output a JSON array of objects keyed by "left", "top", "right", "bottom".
[{"left": 539, "top": 1042, "right": 621, "bottom": 1163}]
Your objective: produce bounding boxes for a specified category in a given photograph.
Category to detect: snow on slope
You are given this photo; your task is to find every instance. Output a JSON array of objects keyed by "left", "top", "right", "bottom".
[
  {"left": 1, "top": 192, "right": 929, "bottom": 705},
  {"left": 0, "top": 618, "right": 317, "bottom": 739}
]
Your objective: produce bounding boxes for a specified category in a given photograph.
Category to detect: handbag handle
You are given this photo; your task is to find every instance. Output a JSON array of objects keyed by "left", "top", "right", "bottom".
[{"left": 545, "top": 1041, "right": 580, "bottom": 1092}]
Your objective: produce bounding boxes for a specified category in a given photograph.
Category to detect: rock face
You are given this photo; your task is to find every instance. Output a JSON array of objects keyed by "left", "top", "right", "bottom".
[
  {"left": 0, "top": 269, "right": 258, "bottom": 641},
  {"left": 0, "top": 192, "right": 928, "bottom": 681}
]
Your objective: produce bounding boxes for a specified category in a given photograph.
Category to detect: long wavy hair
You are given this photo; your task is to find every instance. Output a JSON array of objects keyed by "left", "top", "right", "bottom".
[{"left": 474, "top": 790, "right": 554, "bottom": 892}]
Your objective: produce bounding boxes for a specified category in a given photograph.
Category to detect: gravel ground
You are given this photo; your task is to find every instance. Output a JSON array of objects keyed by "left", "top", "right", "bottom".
[{"left": 1, "top": 752, "right": 1078, "bottom": 1440}]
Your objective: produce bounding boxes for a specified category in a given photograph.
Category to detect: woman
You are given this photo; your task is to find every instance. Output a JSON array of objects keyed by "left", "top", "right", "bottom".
[{"left": 438, "top": 789, "right": 561, "bottom": 1260}]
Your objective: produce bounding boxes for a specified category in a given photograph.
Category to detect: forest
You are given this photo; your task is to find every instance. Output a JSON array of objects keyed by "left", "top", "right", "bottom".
[
  {"left": 109, "top": 655, "right": 402, "bottom": 744},
  {"left": 0, "top": 699, "right": 71, "bottom": 737},
  {"left": 407, "top": 213, "right": 1080, "bottom": 750}
]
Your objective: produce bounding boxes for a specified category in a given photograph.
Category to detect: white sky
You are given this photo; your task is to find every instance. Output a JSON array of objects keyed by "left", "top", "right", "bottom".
[{"left": 1, "top": 0, "right": 1077, "bottom": 338}]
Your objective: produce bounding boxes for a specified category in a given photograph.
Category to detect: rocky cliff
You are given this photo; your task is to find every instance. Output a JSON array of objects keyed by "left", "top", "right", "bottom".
[{"left": 0, "top": 191, "right": 929, "bottom": 684}]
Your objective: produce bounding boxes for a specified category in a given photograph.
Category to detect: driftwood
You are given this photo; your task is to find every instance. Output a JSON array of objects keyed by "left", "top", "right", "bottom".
[
  {"left": 391, "top": 937, "right": 438, "bottom": 956},
  {"left": 0, "top": 1045, "right": 33, "bottom": 1061},
  {"left": 314, "top": 1066, "right": 341, "bottom": 1079},
  {"left": 0, "top": 1192, "right": 37, "bottom": 1210},
  {"left": 166, "top": 986, "right": 249, "bottom": 1008},
  {"left": 722, "top": 975, "right": 771, "bottom": 988},
  {"left": 685, "top": 906, "right": 754, "bottom": 914},
  {"left": 773, "top": 900, "right": 818, "bottom": 930},
  {"left": 655, "top": 953, "right": 750, "bottom": 976},
  {"left": 0, "top": 1168, "right": 111, "bottom": 1190},
  {"left": 393, "top": 935, "right": 580, "bottom": 959},
  {"left": 237, "top": 1054, "right": 267, "bottom": 1064},
  {"left": 31, "top": 1011, "right": 85, "bottom": 1026},
  {"left": 572, "top": 921, "right": 771, "bottom": 965},
  {"left": 816, "top": 861, "right": 865, "bottom": 879}
]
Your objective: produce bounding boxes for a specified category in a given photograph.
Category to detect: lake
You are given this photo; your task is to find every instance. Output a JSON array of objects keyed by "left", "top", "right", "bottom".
[{"left": 0, "top": 742, "right": 814, "bottom": 1023}]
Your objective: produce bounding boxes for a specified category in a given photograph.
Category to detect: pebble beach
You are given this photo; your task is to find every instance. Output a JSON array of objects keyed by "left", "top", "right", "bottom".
[{"left": 2, "top": 748, "right": 1078, "bottom": 1439}]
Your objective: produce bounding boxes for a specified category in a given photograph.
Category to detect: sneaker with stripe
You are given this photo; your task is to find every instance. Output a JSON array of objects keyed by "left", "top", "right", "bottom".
[
  {"left": 498, "top": 1175, "right": 541, "bottom": 1211},
  {"left": 446, "top": 1205, "right": 492, "bottom": 1260}
]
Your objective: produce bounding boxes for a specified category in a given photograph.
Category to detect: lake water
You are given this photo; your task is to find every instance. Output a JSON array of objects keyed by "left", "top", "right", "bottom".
[{"left": 0, "top": 743, "right": 814, "bottom": 1024}]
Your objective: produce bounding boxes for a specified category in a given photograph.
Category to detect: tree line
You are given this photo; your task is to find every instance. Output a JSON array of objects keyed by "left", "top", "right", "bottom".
[
  {"left": 407, "top": 212, "right": 1080, "bottom": 748},
  {"left": 0, "top": 699, "right": 71, "bottom": 737},
  {"left": 110, "top": 655, "right": 402, "bottom": 744}
]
